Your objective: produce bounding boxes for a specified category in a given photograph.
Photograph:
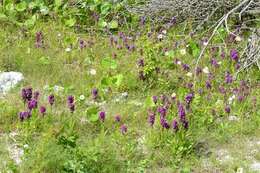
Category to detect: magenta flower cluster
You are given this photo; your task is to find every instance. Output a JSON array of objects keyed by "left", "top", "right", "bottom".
[
  {"left": 147, "top": 93, "right": 192, "bottom": 132},
  {"left": 19, "top": 87, "right": 47, "bottom": 121},
  {"left": 98, "top": 111, "right": 127, "bottom": 134}
]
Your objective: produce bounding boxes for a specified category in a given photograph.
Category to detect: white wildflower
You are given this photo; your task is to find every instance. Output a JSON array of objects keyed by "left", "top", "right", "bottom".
[
  {"left": 157, "top": 34, "right": 164, "bottom": 40},
  {"left": 79, "top": 95, "right": 85, "bottom": 101},
  {"left": 53, "top": 85, "right": 64, "bottom": 93},
  {"left": 235, "top": 36, "right": 242, "bottom": 42},
  {"left": 228, "top": 95, "right": 236, "bottom": 104},
  {"left": 162, "top": 30, "right": 167, "bottom": 35},
  {"left": 180, "top": 48, "right": 186, "bottom": 55},
  {"left": 186, "top": 72, "right": 193, "bottom": 77},
  {"left": 203, "top": 41, "right": 208, "bottom": 46},
  {"left": 203, "top": 67, "right": 210, "bottom": 74},
  {"left": 65, "top": 47, "right": 72, "bottom": 52},
  {"left": 89, "top": 69, "right": 97, "bottom": 75}
]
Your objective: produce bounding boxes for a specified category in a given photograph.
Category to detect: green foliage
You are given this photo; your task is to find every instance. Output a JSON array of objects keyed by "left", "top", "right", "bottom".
[
  {"left": 0, "top": 0, "right": 137, "bottom": 29},
  {"left": 0, "top": 14, "right": 260, "bottom": 173}
]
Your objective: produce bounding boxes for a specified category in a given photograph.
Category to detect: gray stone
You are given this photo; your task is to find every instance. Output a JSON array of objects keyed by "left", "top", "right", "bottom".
[
  {"left": 0, "top": 72, "right": 24, "bottom": 95},
  {"left": 250, "top": 162, "right": 260, "bottom": 172},
  {"left": 228, "top": 115, "right": 240, "bottom": 121}
]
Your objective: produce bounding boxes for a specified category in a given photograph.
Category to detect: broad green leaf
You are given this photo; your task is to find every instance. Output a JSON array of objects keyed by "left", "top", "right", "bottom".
[
  {"left": 65, "top": 18, "right": 76, "bottom": 27},
  {"left": 101, "top": 77, "right": 110, "bottom": 86},
  {"left": 101, "top": 57, "right": 117, "bottom": 69},
  {"left": 98, "top": 19, "right": 107, "bottom": 28},
  {"left": 100, "top": 3, "right": 111, "bottom": 15},
  {"left": 144, "top": 96, "right": 155, "bottom": 108},
  {"left": 113, "top": 74, "right": 123, "bottom": 86},
  {"left": 16, "top": 1, "right": 27, "bottom": 12},
  {"left": 165, "top": 50, "right": 175, "bottom": 57},
  {"left": 5, "top": 3, "right": 14, "bottom": 11},
  {"left": 55, "top": 0, "right": 63, "bottom": 8},
  {"left": 39, "top": 56, "right": 50, "bottom": 65},
  {"left": 86, "top": 106, "right": 99, "bottom": 122},
  {"left": 24, "top": 15, "right": 36, "bottom": 28},
  {"left": 0, "top": 14, "right": 8, "bottom": 21},
  {"left": 109, "top": 20, "right": 118, "bottom": 29},
  {"left": 189, "top": 40, "right": 200, "bottom": 57}
]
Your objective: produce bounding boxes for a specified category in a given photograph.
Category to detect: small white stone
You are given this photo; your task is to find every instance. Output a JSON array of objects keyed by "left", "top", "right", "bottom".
[
  {"left": 0, "top": 72, "right": 24, "bottom": 95},
  {"left": 228, "top": 115, "right": 239, "bottom": 121},
  {"left": 250, "top": 162, "right": 260, "bottom": 171},
  {"left": 121, "top": 92, "right": 128, "bottom": 98}
]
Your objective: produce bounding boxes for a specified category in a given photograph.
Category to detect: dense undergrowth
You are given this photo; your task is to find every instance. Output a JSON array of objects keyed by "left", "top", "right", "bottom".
[{"left": 0, "top": 1, "right": 260, "bottom": 173}]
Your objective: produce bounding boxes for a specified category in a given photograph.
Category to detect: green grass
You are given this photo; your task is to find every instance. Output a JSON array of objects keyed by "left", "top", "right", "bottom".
[{"left": 0, "top": 21, "right": 260, "bottom": 173}]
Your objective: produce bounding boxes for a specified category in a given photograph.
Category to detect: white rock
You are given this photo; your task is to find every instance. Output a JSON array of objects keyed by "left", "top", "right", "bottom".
[
  {"left": 228, "top": 115, "right": 240, "bottom": 121},
  {"left": 216, "top": 149, "right": 233, "bottom": 163},
  {"left": 121, "top": 92, "right": 128, "bottom": 98},
  {"left": 250, "top": 162, "right": 260, "bottom": 171},
  {"left": 0, "top": 72, "right": 24, "bottom": 95},
  {"left": 7, "top": 144, "right": 24, "bottom": 165}
]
